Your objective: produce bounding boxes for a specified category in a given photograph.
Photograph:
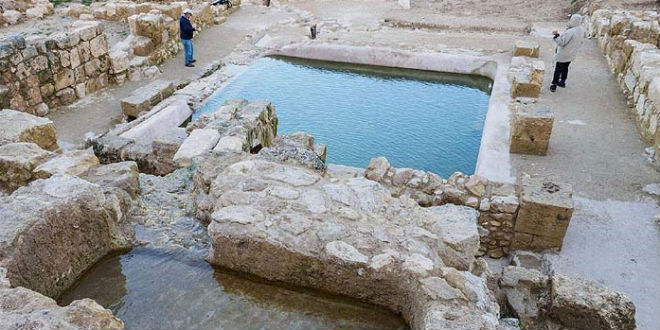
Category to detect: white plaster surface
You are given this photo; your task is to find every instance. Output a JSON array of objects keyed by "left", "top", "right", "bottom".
[{"left": 548, "top": 196, "right": 660, "bottom": 330}]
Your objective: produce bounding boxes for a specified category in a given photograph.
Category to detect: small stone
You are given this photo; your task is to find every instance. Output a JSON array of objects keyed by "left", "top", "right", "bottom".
[
  {"left": 325, "top": 241, "right": 368, "bottom": 263},
  {"left": 365, "top": 156, "right": 391, "bottom": 182}
]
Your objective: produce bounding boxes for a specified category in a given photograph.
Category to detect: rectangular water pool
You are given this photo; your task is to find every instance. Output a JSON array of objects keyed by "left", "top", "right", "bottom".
[{"left": 196, "top": 56, "right": 492, "bottom": 177}]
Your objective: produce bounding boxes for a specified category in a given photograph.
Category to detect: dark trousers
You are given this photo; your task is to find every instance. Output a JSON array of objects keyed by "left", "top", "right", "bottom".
[{"left": 552, "top": 61, "right": 571, "bottom": 86}]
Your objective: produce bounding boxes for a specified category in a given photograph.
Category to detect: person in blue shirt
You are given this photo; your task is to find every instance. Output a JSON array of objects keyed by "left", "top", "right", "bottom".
[{"left": 180, "top": 9, "right": 197, "bottom": 67}]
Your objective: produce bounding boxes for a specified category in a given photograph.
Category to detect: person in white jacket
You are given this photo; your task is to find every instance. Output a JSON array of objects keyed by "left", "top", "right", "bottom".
[{"left": 550, "top": 14, "right": 586, "bottom": 92}]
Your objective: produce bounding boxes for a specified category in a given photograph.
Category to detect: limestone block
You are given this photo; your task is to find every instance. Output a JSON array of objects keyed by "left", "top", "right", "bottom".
[
  {"left": 609, "top": 14, "right": 631, "bottom": 36},
  {"left": 151, "top": 127, "right": 187, "bottom": 174},
  {"left": 33, "top": 149, "right": 100, "bottom": 179},
  {"left": 156, "top": 3, "right": 183, "bottom": 19},
  {"left": 0, "top": 143, "right": 53, "bottom": 192},
  {"left": 25, "top": 8, "right": 44, "bottom": 20},
  {"left": 213, "top": 136, "right": 245, "bottom": 152},
  {"left": 109, "top": 49, "right": 129, "bottom": 74},
  {"left": 512, "top": 176, "right": 573, "bottom": 251},
  {"left": 120, "top": 79, "right": 175, "bottom": 118},
  {"left": 513, "top": 40, "right": 540, "bottom": 58},
  {"left": 173, "top": 129, "right": 221, "bottom": 168},
  {"left": 66, "top": 3, "right": 87, "bottom": 17},
  {"left": 630, "top": 48, "right": 660, "bottom": 77},
  {"left": 549, "top": 276, "right": 636, "bottom": 330},
  {"left": 73, "top": 21, "right": 101, "bottom": 42},
  {"left": 508, "top": 57, "right": 544, "bottom": 98},
  {"left": 120, "top": 98, "right": 192, "bottom": 144},
  {"left": 82, "top": 161, "right": 140, "bottom": 198},
  {"left": 3, "top": 10, "right": 21, "bottom": 25},
  {"left": 647, "top": 76, "right": 660, "bottom": 105},
  {"left": 89, "top": 34, "right": 108, "bottom": 58},
  {"left": 128, "top": 13, "right": 164, "bottom": 46},
  {"left": 54, "top": 68, "right": 75, "bottom": 91},
  {"left": 0, "top": 287, "right": 124, "bottom": 330},
  {"left": 397, "top": 0, "right": 410, "bottom": 9},
  {"left": 510, "top": 104, "right": 554, "bottom": 155},
  {"left": 55, "top": 87, "right": 77, "bottom": 105},
  {"left": 365, "top": 157, "right": 391, "bottom": 182},
  {"left": 0, "top": 109, "right": 58, "bottom": 150},
  {"left": 91, "top": 134, "right": 134, "bottom": 164},
  {"left": 130, "top": 35, "right": 155, "bottom": 56}
]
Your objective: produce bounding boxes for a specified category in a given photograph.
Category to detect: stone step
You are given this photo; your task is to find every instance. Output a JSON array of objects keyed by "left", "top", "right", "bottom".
[{"left": 120, "top": 79, "right": 175, "bottom": 118}]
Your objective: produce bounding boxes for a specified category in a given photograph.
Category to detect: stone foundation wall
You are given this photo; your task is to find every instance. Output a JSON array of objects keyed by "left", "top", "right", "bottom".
[
  {"left": 0, "top": 21, "right": 118, "bottom": 115},
  {"left": 0, "top": 0, "right": 54, "bottom": 26},
  {"left": 364, "top": 157, "right": 520, "bottom": 258},
  {"left": 588, "top": 8, "right": 660, "bottom": 151},
  {"left": 66, "top": 1, "right": 238, "bottom": 65}
]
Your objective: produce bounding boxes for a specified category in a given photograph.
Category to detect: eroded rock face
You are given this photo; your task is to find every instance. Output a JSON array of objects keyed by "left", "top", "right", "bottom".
[
  {"left": 499, "top": 265, "right": 636, "bottom": 330},
  {"left": 81, "top": 161, "right": 141, "bottom": 199},
  {"left": 197, "top": 154, "right": 499, "bottom": 329},
  {"left": 549, "top": 275, "right": 636, "bottom": 330},
  {"left": 0, "top": 175, "right": 133, "bottom": 298},
  {"left": 0, "top": 109, "right": 58, "bottom": 150},
  {"left": 0, "top": 142, "right": 54, "bottom": 192},
  {"left": 0, "top": 285, "right": 124, "bottom": 330},
  {"left": 33, "top": 148, "right": 100, "bottom": 179}
]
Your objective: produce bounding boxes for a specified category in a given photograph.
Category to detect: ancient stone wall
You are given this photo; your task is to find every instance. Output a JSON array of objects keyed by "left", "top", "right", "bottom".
[
  {"left": 364, "top": 157, "right": 520, "bottom": 259},
  {"left": 0, "top": 21, "right": 117, "bottom": 115},
  {"left": 65, "top": 1, "right": 237, "bottom": 65},
  {"left": 588, "top": 9, "right": 660, "bottom": 153},
  {"left": 0, "top": 0, "right": 54, "bottom": 26}
]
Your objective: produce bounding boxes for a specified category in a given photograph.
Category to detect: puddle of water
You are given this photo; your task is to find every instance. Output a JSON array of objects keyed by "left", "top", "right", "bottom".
[
  {"left": 59, "top": 246, "right": 408, "bottom": 330},
  {"left": 196, "top": 56, "right": 492, "bottom": 176}
]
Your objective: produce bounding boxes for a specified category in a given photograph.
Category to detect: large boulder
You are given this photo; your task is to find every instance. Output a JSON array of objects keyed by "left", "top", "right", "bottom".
[
  {"left": 0, "top": 142, "right": 53, "bottom": 192},
  {"left": 0, "top": 175, "right": 133, "bottom": 298},
  {"left": 0, "top": 109, "right": 58, "bottom": 150}
]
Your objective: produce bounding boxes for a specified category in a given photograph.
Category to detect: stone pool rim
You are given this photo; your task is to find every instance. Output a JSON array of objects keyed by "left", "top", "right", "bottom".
[{"left": 263, "top": 43, "right": 514, "bottom": 183}]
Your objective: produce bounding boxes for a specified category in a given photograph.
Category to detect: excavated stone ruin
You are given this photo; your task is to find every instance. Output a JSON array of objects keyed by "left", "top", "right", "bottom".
[{"left": 0, "top": 101, "right": 637, "bottom": 330}]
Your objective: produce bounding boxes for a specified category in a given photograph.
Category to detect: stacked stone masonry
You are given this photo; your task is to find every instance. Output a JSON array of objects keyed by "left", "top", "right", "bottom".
[
  {"left": 0, "top": 0, "right": 54, "bottom": 26},
  {"left": 588, "top": 8, "right": 660, "bottom": 155},
  {"left": 0, "top": 1, "right": 239, "bottom": 116},
  {"left": 0, "top": 22, "right": 113, "bottom": 115},
  {"left": 364, "top": 157, "right": 522, "bottom": 258},
  {"left": 65, "top": 1, "right": 238, "bottom": 65}
]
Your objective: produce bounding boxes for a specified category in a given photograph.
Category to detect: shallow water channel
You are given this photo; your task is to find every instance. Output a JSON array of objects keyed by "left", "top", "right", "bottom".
[
  {"left": 196, "top": 56, "right": 492, "bottom": 177},
  {"left": 59, "top": 245, "right": 408, "bottom": 330}
]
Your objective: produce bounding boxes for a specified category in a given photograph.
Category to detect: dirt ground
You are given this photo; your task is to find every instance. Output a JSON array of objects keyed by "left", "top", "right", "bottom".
[{"left": 31, "top": 0, "right": 660, "bottom": 328}]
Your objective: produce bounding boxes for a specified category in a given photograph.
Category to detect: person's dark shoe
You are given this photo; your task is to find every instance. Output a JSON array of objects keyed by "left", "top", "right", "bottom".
[
  {"left": 185, "top": 63, "right": 195, "bottom": 67},
  {"left": 191, "top": 59, "right": 197, "bottom": 63},
  {"left": 550, "top": 84, "right": 557, "bottom": 92},
  {"left": 557, "top": 83, "right": 566, "bottom": 88}
]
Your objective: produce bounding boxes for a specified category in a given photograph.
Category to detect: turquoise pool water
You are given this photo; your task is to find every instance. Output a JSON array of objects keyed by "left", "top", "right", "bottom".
[{"left": 196, "top": 57, "right": 492, "bottom": 176}]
